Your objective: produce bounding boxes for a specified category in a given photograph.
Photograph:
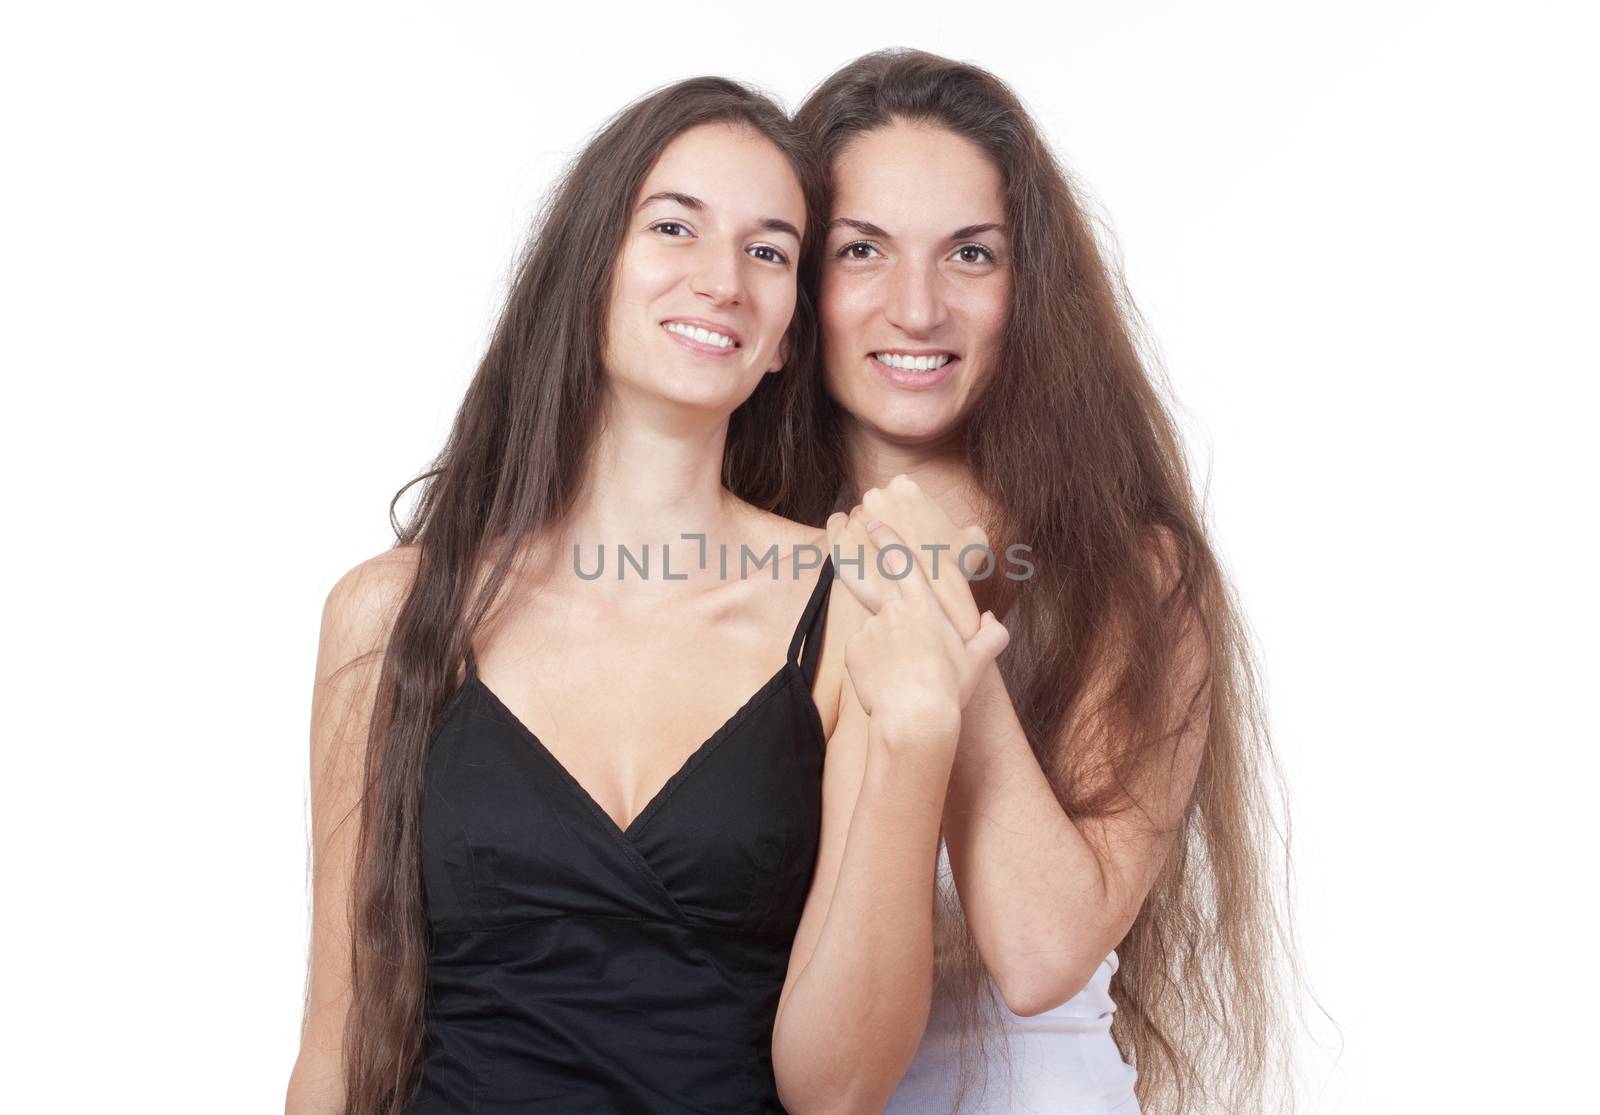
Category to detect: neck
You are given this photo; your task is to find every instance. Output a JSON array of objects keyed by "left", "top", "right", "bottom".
[
  {"left": 551, "top": 383, "right": 746, "bottom": 593},
  {"left": 843, "top": 414, "right": 986, "bottom": 527}
]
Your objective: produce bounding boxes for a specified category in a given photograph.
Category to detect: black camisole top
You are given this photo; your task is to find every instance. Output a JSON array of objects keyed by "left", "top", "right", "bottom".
[{"left": 408, "top": 557, "right": 835, "bottom": 1114}]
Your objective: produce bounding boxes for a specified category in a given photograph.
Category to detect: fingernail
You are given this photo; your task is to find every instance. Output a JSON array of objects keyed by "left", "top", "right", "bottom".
[{"left": 865, "top": 519, "right": 881, "bottom": 531}]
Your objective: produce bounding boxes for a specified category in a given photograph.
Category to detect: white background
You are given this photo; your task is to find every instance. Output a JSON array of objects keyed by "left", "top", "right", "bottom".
[{"left": 4, "top": 1, "right": 1594, "bottom": 1111}]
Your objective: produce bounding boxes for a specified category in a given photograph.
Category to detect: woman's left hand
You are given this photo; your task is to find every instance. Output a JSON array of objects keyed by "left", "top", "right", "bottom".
[{"left": 841, "top": 518, "right": 1010, "bottom": 721}]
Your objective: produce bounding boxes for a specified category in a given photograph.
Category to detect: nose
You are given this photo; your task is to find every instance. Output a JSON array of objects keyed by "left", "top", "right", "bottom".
[
  {"left": 884, "top": 256, "right": 947, "bottom": 336},
  {"left": 690, "top": 240, "right": 745, "bottom": 308}
]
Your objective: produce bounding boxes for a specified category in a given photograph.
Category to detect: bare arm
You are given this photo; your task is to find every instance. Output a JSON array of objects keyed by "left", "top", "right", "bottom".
[
  {"left": 844, "top": 479, "right": 1210, "bottom": 1017},
  {"left": 942, "top": 612, "right": 1208, "bottom": 1017},
  {"left": 285, "top": 549, "right": 419, "bottom": 1114},
  {"left": 772, "top": 524, "right": 1009, "bottom": 1115},
  {"left": 771, "top": 668, "right": 958, "bottom": 1115}
]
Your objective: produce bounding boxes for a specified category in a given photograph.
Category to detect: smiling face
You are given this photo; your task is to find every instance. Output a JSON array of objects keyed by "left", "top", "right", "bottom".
[
  {"left": 819, "top": 121, "right": 1011, "bottom": 444},
  {"left": 603, "top": 122, "right": 806, "bottom": 417}
]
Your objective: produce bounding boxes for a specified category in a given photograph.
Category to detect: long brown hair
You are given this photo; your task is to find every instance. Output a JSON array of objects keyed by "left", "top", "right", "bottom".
[
  {"left": 336, "top": 77, "right": 829, "bottom": 1114},
  {"left": 789, "top": 49, "right": 1312, "bottom": 1114}
]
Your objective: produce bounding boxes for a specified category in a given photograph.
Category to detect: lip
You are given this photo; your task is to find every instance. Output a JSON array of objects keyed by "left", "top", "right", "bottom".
[
  {"left": 660, "top": 317, "right": 743, "bottom": 357},
  {"left": 868, "top": 352, "right": 960, "bottom": 391}
]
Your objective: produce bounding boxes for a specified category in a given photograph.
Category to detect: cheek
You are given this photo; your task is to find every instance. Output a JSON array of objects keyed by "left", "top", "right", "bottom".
[
  {"left": 819, "top": 273, "right": 875, "bottom": 351},
  {"left": 761, "top": 275, "right": 799, "bottom": 333},
  {"left": 613, "top": 243, "right": 679, "bottom": 309},
  {"left": 604, "top": 251, "right": 660, "bottom": 363},
  {"left": 968, "top": 280, "right": 1010, "bottom": 358}
]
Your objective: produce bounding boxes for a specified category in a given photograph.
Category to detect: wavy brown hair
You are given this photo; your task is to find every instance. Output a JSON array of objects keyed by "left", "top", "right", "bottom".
[
  {"left": 787, "top": 49, "right": 1313, "bottom": 1114},
  {"left": 330, "top": 77, "right": 829, "bottom": 1114}
]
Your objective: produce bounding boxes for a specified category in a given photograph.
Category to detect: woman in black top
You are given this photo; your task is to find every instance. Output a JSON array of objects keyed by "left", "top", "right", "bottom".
[{"left": 285, "top": 77, "right": 1008, "bottom": 1114}]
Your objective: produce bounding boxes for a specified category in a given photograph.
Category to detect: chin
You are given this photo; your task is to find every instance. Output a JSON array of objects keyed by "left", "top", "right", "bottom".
[
  {"left": 652, "top": 374, "right": 751, "bottom": 413},
  {"left": 862, "top": 399, "right": 964, "bottom": 445}
]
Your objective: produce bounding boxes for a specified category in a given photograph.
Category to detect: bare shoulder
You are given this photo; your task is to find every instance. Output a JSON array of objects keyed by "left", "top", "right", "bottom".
[
  {"left": 324, "top": 544, "right": 422, "bottom": 626},
  {"left": 735, "top": 504, "right": 827, "bottom": 558},
  {"left": 730, "top": 506, "right": 860, "bottom": 733},
  {"left": 305, "top": 546, "right": 422, "bottom": 835},
  {"left": 318, "top": 544, "right": 423, "bottom": 673},
  {"left": 730, "top": 505, "right": 831, "bottom": 597}
]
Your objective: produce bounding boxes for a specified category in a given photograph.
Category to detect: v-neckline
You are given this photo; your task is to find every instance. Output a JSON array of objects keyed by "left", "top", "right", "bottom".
[{"left": 471, "top": 662, "right": 800, "bottom": 841}]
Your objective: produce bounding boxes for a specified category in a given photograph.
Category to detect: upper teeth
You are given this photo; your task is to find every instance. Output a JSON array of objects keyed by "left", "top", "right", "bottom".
[
  {"left": 665, "top": 322, "right": 736, "bottom": 348},
  {"left": 875, "top": 353, "right": 952, "bottom": 371}
]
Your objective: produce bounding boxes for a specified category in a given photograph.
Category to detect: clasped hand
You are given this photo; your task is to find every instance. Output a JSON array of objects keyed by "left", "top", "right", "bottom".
[{"left": 827, "top": 475, "right": 1009, "bottom": 729}]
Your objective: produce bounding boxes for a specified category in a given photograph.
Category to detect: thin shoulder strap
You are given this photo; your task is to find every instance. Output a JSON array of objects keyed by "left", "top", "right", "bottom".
[{"left": 787, "top": 556, "right": 836, "bottom": 686}]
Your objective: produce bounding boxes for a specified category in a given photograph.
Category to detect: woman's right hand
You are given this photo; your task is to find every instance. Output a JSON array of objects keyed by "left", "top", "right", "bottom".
[
  {"left": 841, "top": 520, "right": 1010, "bottom": 742},
  {"left": 828, "top": 475, "right": 991, "bottom": 641}
]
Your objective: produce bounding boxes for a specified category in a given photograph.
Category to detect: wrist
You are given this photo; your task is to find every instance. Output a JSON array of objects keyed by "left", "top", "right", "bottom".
[
  {"left": 870, "top": 700, "right": 961, "bottom": 752},
  {"left": 961, "top": 660, "right": 1005, "bottom": 718}
]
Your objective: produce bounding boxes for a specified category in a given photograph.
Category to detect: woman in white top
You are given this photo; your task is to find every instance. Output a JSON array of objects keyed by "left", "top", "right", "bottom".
[{"left": 783, "top": 50, "right": 1302, "bottom": 1113}]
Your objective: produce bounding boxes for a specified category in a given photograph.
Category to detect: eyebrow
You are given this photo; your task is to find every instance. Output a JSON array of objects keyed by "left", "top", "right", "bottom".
[
  {"left": 638, "top": 191, "right": 801, "bottom": 242},
  {"left": 829, "top": 217, "right": 1008, "bottom": 241},
  {"left": 640, "top": 191, "right": 704, "bottom": 212},
  {"left": 830, "top": 217, "right": 889, "bottom": 238},
  {"left": 760, "top": 217, "right": 803, "bottom": 242},
  {"left": 951, "top": 222, "right": 1006, "bottom": 239}
]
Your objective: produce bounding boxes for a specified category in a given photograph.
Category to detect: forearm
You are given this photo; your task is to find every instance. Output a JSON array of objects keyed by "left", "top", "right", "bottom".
[
  {"left": 773, "top": 714, "right": 956, "bottom": 1114},
  {"left": 941, "top": 662, "right": 1113, "bottom": 1014},
  {"left": 284, "top": 1048, "right": 343, "bottom": 1115},
  {"left": 285, "top": 990, "right": 348, "bottom": 1115}
]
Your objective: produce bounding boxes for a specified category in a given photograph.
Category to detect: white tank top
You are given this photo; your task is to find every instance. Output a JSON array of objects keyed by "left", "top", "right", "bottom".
[{"left": 884, "top": 844, "right": 1142, "bottom": 1114}]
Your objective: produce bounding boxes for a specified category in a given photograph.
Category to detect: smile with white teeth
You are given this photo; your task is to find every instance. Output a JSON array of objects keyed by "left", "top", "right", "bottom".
[
  {"left": 663, "top": 321, "right": 738, "bottom": 349},
  {"left": 874, "top": 352, "right": 953, "bottom": 371}
]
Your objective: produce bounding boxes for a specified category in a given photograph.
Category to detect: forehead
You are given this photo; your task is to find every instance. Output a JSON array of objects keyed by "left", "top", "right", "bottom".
[
  {"left": 639, "top": 122, "right": 806, "bottom": 231},
  {"left": 830, "top": 122, "right": 1004, "bottom": 234}
]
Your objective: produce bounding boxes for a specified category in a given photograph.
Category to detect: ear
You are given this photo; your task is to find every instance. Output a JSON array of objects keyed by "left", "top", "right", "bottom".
[{"left": 768, "top": 334, "right": 791, "bottom": 375}]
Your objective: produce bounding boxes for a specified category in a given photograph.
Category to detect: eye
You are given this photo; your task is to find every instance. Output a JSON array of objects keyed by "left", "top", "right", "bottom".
[
  {"left": 650, "top": 220, "right": 694, "bottom": 238},
  {"left": 748, "top": 244, "right": 791, "bottom": 266},
  {"left": 951, "top": 243, "right": 997, "bottom": 265},
  {"left": 836, "top": 240, "right": 881, "bottom": 261}
]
